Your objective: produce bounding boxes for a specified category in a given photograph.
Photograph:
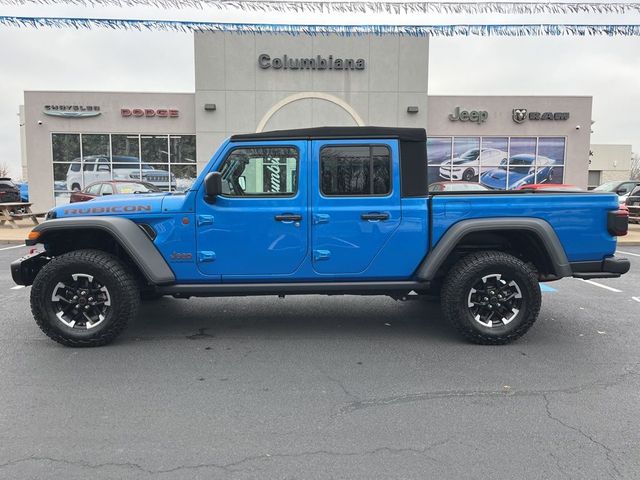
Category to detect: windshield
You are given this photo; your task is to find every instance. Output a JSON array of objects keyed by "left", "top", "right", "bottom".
[
  {"left": 117, "top": 182, "right": 160, "bottom": 194},
  {"left": 459, "top": 149, "right": 480, "bottom": 161}
]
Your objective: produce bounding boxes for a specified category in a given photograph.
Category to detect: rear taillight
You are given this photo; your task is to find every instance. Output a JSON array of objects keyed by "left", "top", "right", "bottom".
[{"left": 608, "top": 207, "right": 629, "bottom": 236}]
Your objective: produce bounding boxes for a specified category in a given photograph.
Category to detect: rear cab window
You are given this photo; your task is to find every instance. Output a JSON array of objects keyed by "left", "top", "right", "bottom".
[{"left": 320, "top": 145, "right": 391, "bottom": 196}]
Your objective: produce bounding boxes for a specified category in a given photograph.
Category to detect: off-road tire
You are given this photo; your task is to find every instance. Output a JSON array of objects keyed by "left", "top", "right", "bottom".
[
  {"left": 31, "top": 249, "right": 140, "bottom": 347},
  {"left": 441, "top": 251, "right": 541, "bottom": 345}
]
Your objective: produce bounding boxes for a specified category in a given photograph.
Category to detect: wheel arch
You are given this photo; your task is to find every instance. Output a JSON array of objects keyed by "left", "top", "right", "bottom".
[
  {"left": 27, "top": 217, "right": 175, "bottom": 285},
  {"left": 416, "top": 218, "right": 572, "bottom": 282}
]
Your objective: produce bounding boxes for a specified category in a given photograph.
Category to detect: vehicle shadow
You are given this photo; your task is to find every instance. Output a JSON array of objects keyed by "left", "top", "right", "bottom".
[{"left": 125, "top": 294, "right": 462, "bottom": 344}]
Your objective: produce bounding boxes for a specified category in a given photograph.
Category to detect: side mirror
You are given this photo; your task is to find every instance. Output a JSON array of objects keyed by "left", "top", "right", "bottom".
[
  {"left": 204, "top": 172, "right": 223, "bottom": 202},
  {"left": 616, "top": 188, "right": 627, "bottom": 195}
]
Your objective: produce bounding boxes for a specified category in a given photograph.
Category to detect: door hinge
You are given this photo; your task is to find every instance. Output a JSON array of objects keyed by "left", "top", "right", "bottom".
[
  {"left": 313, "top": 214, "right": 330, "bottom": 225},
  {"left": 198, "top": 251, "right": 216, "bottom": 262},
  {"left": 197, "top": 215, "right": 214, "bottom": 226},
  {"left": 313, "top": 249, "right": 331, "bottom": 261}
]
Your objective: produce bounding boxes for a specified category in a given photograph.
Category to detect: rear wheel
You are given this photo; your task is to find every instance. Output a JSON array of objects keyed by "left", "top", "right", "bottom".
[
  {"left": 441, "top": 251, "right": 541, "bottom": 345},
  {"left": 30, "top": 249, "right": 140, "bottom": 347}
]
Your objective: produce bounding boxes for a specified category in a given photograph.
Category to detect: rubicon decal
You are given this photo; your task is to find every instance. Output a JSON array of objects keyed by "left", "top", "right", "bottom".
[
  {"left": 64, "top": 205, "right": 152, "bottom": 215},
  {"left": 121, "top": 108, "right": 179, "bottom": 118}
]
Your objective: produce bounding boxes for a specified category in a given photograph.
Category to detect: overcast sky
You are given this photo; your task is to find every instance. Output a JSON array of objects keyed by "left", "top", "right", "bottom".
[{"left": 0, "top": 4, "right": 639, "bottom": 179}]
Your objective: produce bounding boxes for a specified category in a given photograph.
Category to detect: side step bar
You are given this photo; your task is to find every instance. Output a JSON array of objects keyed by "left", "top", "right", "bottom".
[{"left": 157, "top": 281, "right": 429, "bottom": 298}]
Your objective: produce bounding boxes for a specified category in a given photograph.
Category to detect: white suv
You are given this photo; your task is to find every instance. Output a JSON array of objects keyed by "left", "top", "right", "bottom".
[{"left": 66, "top": 155, "right": 176, "bottom": 191}]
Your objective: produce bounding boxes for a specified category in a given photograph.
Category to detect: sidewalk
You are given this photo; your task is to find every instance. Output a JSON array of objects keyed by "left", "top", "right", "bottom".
[
  {"left": 0, "top": 221, "right": 33, "bottom": 243},
  {"left": 620, "top": 223, "right": 640, "bottom": 246}
]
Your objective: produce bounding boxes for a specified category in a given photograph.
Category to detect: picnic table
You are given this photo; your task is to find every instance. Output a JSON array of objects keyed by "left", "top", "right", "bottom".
[{"left": 0, "top": 202, "right": 43, "bottom": 229}]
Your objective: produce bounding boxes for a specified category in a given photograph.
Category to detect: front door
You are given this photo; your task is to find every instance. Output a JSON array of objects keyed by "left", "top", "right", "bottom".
[
  {"left": 196, "top": 142, "right": 308, "bottom": 279},
  {"left": 311, "top": 140, "right": 401, "bottom": 275}
]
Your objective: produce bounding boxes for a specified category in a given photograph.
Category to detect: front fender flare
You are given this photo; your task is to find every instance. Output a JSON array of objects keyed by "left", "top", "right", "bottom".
[
  {"left": 416, "top": 217, "right": 572, "bottom": 281},
  {"left": 27, "top": 217, "right": 175, "bottom": 285}
]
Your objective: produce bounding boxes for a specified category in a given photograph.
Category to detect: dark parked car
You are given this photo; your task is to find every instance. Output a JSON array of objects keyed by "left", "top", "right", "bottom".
[
  {"left": 626, "top": 185, "right": 640, "bottom": 223},
  {"left": 429, "top": 181, "right": 489, "bottom": 192},
  {"left": 69, "top": 180, "right": 160, "bottom": 203},
  {"left": 0, "top": 178, "right": 21, "bottom": 203},
  {"left": 593, "top": 180, "right": 640, "bottom": 205}
]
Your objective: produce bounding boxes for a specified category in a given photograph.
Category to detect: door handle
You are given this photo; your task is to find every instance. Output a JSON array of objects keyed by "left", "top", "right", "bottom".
[
  {"left": 275, "top": 214, "right": 302, "bottom": 222},
  {"left": 361, "top": 212, "right": 390, "bottom": 221}
]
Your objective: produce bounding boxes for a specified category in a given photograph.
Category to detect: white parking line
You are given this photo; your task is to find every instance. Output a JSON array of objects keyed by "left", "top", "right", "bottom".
[
  {"left": 581, "top": 279, "right": 623, "bottom": 293},
  {"left": 633, "top": 297, "right": 640, "bottom": 303},
  {"left": 0, "top": 244, "right": 25, "bottom": 251},
  {"left": 10, "top": 285, "right": 25, "bottom": 290},
  {"left": 618, "top": 250, "right": 640, "bottom": 258}
]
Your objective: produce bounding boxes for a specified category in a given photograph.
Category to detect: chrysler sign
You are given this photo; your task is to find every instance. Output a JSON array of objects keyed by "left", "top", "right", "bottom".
[
  {"left": 258, "top": 54, "right": 365, "bottom": 71},
  {"left": 43, "top": 105, "right": 101, "bottom": 118}
]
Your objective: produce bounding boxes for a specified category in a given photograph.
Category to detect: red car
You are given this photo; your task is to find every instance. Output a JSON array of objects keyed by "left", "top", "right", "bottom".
[
  {"left": 70, "top": 180, "right": 160, "bottom": 203},
  {"left": 517, "top": 184, "right": 581, "bottom": 192},
  {"left": 429, "top": 181, "right": 490, "bottom": 193}
]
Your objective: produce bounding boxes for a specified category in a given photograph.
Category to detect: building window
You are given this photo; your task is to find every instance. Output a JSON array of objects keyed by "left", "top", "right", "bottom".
[
  {"left": 51, "top": 133, "right": 197, "bottom": 205},
  {"left": 218, "top": 147, "right": 299, "bottom": 196},
  {"left": 427, "top": 136, "right": 566, "bottom": 190},
  {"left": 320, "top": 145, "right": 391, "bottom": 196}
]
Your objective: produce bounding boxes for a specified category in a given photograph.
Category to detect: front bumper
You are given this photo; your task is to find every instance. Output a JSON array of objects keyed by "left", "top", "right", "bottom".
[
  {"left": 570, "top": 255, "right": 631, "bottom": 280},
  {"left": 439, "top": 167, "right": 463, "bottom": 180},
  {"left": 11, "top": 251, "right": 50, "bottom": 286}
]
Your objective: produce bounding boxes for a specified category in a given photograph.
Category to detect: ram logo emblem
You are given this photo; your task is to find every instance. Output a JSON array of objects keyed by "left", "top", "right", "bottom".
[{"left": 512, "top": 108, "right": 528, "bottom": 124}]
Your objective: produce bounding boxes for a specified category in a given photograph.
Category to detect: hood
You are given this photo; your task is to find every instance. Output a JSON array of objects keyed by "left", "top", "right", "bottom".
[
  {"left": 482, "top": 168, "right": 508, "bottom": 181},
  {"left": 451, "top": 156, "right": 478, "bottom": 166},
  {"left": 53, "top": 192, "right": 169, "bottom": 218}
]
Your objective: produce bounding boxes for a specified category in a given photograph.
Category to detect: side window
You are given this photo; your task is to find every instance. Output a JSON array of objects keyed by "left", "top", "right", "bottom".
[
  {"left": 101, "top": 183, "right": 114, "bottom": 195},
  {"left": 320, "top": 145, "right": 391, "bottom": 196},
  {"left": 83, "top": 162, "right": 95, "bottom": 172},
  {"left": 218, "top": 147, "right": 298, "bottom": 197}
]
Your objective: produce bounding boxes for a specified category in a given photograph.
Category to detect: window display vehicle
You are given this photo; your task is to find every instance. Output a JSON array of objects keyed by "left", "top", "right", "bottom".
[
  {"left": 11, "top": 127, "right": 630, "bottom": 347},
  {"left": 438, "top": 148, "right": 507, "bottom": 182},
  {"left": 428, "top": 181, "right": 489, "bottom": 192},
  {"left": 480, "top": 154, "right": 559, "bottom": 190},
  {"left": 66, "top": 155, "right": 176, "bottom": 192}
]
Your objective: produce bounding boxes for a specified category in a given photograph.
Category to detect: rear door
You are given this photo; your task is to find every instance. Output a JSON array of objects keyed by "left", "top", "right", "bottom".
[{"left": 310, "top": 140, "right": 401, "bottom": 275}]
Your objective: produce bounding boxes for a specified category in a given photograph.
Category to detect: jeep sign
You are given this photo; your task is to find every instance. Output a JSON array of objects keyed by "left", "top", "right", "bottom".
[{"left": 448, "top": 106, "right": 488, "bottom": 124}]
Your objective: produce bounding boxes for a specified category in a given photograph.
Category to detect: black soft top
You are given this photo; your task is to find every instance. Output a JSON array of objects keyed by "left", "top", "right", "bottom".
[{"left": 231, "top": 126, "right": 426, "bottom": 143}]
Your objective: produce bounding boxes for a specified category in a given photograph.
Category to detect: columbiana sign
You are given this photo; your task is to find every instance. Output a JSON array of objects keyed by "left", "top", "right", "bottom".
[{"left": 258, "top": 54, "right": 365, "bottom": 71}]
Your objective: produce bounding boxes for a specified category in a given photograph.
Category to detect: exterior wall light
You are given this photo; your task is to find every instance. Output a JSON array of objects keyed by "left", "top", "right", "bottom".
[
  {"left": 407, "top": 106, "right": 419, "bottom": 114},
  {"left": 204, "top": 104, "right": 217, "bottom": 111}
]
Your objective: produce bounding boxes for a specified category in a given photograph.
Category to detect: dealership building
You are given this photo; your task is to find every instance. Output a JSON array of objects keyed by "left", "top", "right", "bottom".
[{"left": 20, "top": 31, "right": 605, "bottom": 211}]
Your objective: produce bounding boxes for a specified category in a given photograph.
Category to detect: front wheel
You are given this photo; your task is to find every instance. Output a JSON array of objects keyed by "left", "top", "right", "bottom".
[
  {"left": 30, "top": 249, "right": 140, "bottom": 347},
  {"left": 441, "top": 251, "right": 541, "bottom": 345}
]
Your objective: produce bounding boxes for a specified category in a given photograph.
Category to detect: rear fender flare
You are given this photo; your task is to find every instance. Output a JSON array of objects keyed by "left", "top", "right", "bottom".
[{"left": 416, "top": 217, "right": 571, "bottom": 281}]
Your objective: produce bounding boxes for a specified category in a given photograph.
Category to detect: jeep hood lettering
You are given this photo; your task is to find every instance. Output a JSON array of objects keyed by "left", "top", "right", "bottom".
[{"left": 58, "top": 193, "right": 168, "bottom": 217}]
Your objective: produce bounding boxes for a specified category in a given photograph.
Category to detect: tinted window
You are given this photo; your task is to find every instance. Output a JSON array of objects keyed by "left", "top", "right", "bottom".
[
  {"left": 218, "top": 147, "right": 298, "bottom": 196},
  {"left": 321, "top": 145, "right": 391, "bottom": 196}
]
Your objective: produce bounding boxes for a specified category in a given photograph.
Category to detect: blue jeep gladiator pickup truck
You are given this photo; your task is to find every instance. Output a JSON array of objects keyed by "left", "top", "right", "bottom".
[{"left": 11, "top": 127, "right": 631, "bottom": 347}]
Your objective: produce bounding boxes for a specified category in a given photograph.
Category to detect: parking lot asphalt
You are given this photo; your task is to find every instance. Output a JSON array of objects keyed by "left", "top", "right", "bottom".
[{"left": 0, "top": 242, "right": 639, "bottom": 480}]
